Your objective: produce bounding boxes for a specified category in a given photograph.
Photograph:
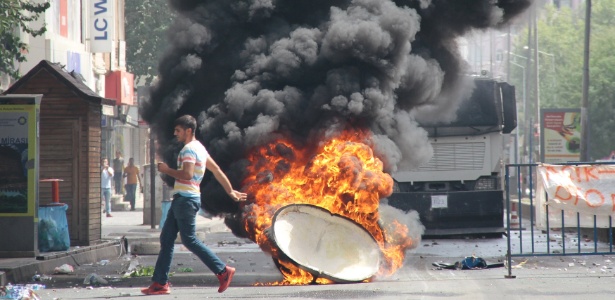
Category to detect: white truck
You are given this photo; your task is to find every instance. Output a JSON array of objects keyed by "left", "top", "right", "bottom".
[{"left": 388, "top": 78, "right": 517, "bottom": 236}]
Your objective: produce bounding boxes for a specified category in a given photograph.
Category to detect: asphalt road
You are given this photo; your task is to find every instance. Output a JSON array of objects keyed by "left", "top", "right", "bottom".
[{"left": 19, "top": 231, "right": 615, "bottom": 300}]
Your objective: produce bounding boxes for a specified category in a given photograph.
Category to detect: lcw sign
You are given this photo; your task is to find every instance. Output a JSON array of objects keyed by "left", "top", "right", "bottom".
[{"left": 89, "top": 0, "right": 115, "bottom": 53}]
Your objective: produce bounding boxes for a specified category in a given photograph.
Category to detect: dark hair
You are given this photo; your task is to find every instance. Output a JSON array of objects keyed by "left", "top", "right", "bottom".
[{"left": 174, "top": 115, "right": 197, "bottom": 134}]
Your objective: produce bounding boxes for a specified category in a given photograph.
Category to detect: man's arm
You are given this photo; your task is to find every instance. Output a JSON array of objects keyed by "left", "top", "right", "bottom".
[
  {"left": 205, "top": 158, "right": 247, "bottom": 201},
  {"left": 157, "top": 162, "right": 193, "bottom": 181}
]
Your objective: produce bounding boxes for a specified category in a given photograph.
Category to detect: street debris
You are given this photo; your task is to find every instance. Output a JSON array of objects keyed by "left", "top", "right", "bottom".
[
  {"left": 432, "top": 256, "right": 504, "bottom": 270},
  {"left": 83, "top": 273, "right": 108, "bottom": 286},
  {"left": 0, "top": 284, "right": 44, "bottom": 299},
  {"left": 98, "top": 260, "right": 110, "bottom": 266},
  {"left": 122, "top": 266, "right": 154, "bottom": 278},
  {"left": 510, "top": 258, "right": 528, "bottom": 269},
  {"left": 30, "top": 274, "right": 51, "bottom": 282},
  {"left": 53, "top": 264, "right": 74, "bottom": 274},
  {"left": 119, "top": 256, "right": 141, "bottom": 278}
]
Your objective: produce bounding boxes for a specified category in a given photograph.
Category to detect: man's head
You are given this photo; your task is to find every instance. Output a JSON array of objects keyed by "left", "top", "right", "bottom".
[
  {"left": 116, "top": 150, "right": 122, "bottom": 158},
  {"left": 174, "top": 115, "right": 197, "bottom": 143}
]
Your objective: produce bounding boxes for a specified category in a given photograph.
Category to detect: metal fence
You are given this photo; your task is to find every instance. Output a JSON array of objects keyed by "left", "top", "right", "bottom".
[{"left": 504, "top": 162, "right": 615, "bottom": 278}]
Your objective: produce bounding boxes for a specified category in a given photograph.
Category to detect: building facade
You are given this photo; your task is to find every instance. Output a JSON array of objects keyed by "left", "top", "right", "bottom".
[{"left": 12, "top": 0, "right": 143, "bottom": 169}]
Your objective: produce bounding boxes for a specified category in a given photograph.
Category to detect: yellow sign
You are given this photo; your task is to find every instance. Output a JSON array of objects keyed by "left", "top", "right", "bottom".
[{"left": 0, "top": 104, "right": 39, "bottom": 216}]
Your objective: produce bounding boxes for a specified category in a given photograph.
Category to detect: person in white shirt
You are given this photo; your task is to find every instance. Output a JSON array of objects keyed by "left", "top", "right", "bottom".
[
  {"left": 101, "top": 158, "right": 114, "bottom": 217},
  {"left": 141, "top": 115, "right": 247, "bottom": 295}
]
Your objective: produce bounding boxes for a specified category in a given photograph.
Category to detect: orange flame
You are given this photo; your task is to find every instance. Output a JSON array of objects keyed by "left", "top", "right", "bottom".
[{"left": 242, "top": 129, "right": 413, "bottom": 284}]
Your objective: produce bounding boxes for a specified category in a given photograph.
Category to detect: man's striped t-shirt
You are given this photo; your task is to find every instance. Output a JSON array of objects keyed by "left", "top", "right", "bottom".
[{"left": 173, "top": 140, "right": 208, "bottom": 197}]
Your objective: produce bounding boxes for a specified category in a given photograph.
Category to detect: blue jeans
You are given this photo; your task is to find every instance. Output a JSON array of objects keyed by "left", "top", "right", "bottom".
[
  {"left": 125, "top": 184, "right": 137, "bottom": 210},
  {"left": 102, "top": 188, "right": 112, "bottom": 213},
  {"left": 152, "top": 195, "right": 226, "bottom": 284},
  {"left": 114, "top": 172, "right": 123, "bottom": 194}
]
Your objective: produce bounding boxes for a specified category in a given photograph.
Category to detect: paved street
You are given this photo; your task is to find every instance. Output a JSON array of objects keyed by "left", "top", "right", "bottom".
[
  {"left": 29, "top": 235, "right": 615, "bottom": 300},
  {"left": 11, "top": 192, "right": 615, "bottom": 299}
]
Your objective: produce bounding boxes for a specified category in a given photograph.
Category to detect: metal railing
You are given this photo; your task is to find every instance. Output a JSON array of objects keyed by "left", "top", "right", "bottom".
[{"left": 504, "top": 162, "right": 615, "bottom": 278}]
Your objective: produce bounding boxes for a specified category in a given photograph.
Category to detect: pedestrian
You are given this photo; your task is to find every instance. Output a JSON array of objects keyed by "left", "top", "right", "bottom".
[
  {"left": 101, "top": 158, "right": 114, "bottom": 217},
  {"left": 123, "top": 158, "right": 142, "bottom": 211},
  {"left": 141, "top": 115, "right": 247, "bottom": 295},
  {"left": 113, "top": 150, "right": 124, "bottom": 195}
]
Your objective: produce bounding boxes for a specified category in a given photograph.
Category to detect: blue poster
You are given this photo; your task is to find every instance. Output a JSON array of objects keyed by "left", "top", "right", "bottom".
[{"left": 0, "top": 111, "right": 29, "bottom": 213}]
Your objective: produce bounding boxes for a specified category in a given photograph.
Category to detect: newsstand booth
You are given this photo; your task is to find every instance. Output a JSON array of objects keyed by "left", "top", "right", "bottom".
[
  {"left": 0, "top": 95, "right": 41, "bottom": 257},
  {"left": 2, "top": 60, "right": 117, "bottom": 255}
]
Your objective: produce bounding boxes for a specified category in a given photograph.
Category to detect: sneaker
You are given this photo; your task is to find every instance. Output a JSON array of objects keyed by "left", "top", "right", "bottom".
[
  {"left": 106, "top": 213, "right": 113, "bottom": 217},
  {"left": 216, "top": 266, "right": 235, "bottom": 293},
  {"left": 141, "top": 282, "right": 170, "bottom": 295}
]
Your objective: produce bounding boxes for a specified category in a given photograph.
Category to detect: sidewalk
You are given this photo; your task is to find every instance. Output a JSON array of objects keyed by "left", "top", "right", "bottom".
[
  {"left": 102, "top": 191, "right": 230, "bottom": 241},
  {"left": 0, "top": 191, "right": 230, "bottom": 286}
]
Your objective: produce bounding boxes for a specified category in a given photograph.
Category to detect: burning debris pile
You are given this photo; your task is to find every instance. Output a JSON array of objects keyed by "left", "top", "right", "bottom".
[
  {"left": 242, "top": 129, "right": 413, "bottom": 283},
  {"left": 139, "top": 0, "right": 533, "bottom": 285}
]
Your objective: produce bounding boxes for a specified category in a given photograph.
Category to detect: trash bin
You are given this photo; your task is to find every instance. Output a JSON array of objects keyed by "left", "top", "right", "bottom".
[
  {"left": 159, "top": 200, "right": 172, "bottom": 229},
  {"left": 38, "top": 203, "right": 70, "bottom": 252}
]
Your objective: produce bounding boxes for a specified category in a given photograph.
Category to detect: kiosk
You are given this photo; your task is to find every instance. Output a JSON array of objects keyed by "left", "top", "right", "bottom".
[{"left": 0, "top": 95, "right": 41, "bottom": 257}]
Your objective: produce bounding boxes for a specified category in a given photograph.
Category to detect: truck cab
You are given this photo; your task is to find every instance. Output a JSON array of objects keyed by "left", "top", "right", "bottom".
[{"left": 387, "top": 78, "right": 517, "bottom": 237}]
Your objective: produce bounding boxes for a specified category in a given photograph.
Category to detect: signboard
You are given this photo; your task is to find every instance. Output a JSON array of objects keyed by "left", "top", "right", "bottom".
[
  {"left": 0, "top": 105, "right": 37, "bottom": 215},
  {"left": 60, "top": 0, "right": 68, "bottom": 37},
  {"left": 102, "top": 104, "right": 114, "bottom": 116},
  {"left": 541, "top": 109, "right": 582, "bottom": 163},
  {"left": 89, "top": 0, "right": 115, "bottom": 53},
  {"left": 0, "top": 95, "right": 41, "bottom": 257},
  {"left": 105, "top": 71, "right": 134, "bottom": 105},
  {"left": 536, "top": 163, "right": 615, "bottom": 228}
]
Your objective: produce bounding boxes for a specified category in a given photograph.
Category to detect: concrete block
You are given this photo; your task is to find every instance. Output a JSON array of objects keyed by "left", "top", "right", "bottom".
[
  {"left": 175, "top": 231, "right": 206, "bottom": 244},
  {"left": 131, "top": 242, "right": 161, "bottom": 255},
  {"left": 111, "top": 195, "right": 130, "bottom": 211}
]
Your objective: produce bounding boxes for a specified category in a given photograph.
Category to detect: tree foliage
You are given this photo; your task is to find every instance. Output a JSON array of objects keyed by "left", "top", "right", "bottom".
[
  {"left": 0, "top": 0, "right": 49, "bottom": 80},
  {"left": 511, "top": 2, "right": 615, "bottom": 160},
  {"left": 125, "top": 0, "right": 175, "bottom": 86}
]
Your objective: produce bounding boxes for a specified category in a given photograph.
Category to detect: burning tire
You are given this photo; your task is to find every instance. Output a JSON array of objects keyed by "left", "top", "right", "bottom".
[{"left": 270, "top": 204, "right": 381, "bottom": 283}]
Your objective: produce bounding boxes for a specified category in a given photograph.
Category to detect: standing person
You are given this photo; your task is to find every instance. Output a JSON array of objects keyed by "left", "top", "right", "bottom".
[
  {"left": 113, "top": 151, "right": 124, "bottom": 195},
  {"left": 141, "top": 115, "right": 247, "bottom": 295},
  {"left": 101, "top": 158, "right": 114, "bottom": 217},
  {"left": 123, "top": 158, "right": 142, "bottom": 211}
]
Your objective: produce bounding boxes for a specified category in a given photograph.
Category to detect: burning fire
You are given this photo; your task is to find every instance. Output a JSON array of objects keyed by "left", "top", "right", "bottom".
[{"left": 242, "top": 129, "right": 414, "bottom": 285}]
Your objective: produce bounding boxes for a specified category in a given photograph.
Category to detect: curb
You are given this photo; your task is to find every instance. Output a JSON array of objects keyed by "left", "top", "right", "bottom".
[
  {"left": 1, "top": 240, "right": 123, "bottom": 286},
  {"left": 29, "top": 272, "right": 284, "bottom": 289}
]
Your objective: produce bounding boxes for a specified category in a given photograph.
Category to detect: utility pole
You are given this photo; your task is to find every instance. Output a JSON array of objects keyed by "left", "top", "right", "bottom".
[
  {"left": 149, "top": 129, "right": 157, "bottom": 229},
  {"left": 533, "top": 5, "right": 540, "bottom": 162},
  {"left": 525, "top": 9, "right": 533, "bottom": 164},
  {"left": 580, "top": 0, "right": 591, "bottom": 162},
  {"left": 507, "top": 26, "right": 511, "bottom": 82}
]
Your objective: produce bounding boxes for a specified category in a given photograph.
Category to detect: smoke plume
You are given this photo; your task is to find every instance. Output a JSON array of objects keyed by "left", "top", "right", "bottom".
[{"left": 140, "top": 0, "right": 532, "bottom": 225}]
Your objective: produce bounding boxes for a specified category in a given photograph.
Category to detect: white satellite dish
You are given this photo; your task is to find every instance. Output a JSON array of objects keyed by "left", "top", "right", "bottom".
[{"left": 271, "top": 204, "right": 381, "bottom": 283}]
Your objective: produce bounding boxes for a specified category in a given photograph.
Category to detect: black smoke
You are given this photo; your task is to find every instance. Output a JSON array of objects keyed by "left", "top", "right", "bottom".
[{"left": 139, "top": 0, "right": 533, "bottom": 231}]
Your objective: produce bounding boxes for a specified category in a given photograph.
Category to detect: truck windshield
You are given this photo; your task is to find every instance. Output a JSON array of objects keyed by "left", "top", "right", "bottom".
[{"left": 421, "top": 79, "right": 503, "bottom": 136}]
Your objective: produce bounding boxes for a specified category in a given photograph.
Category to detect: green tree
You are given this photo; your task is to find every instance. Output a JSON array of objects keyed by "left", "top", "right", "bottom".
[
  {"left": 0, "top": 0, "right": 49, "bottom": 80},
  {"left": 125, "top": 0, "right": 175, "bottom": 86},
  {"left": 585, "top": 1, "right": 615, "bottom": 160},
  {"left": 512, "top": 2, "right": 615, "bottom": 160}
]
